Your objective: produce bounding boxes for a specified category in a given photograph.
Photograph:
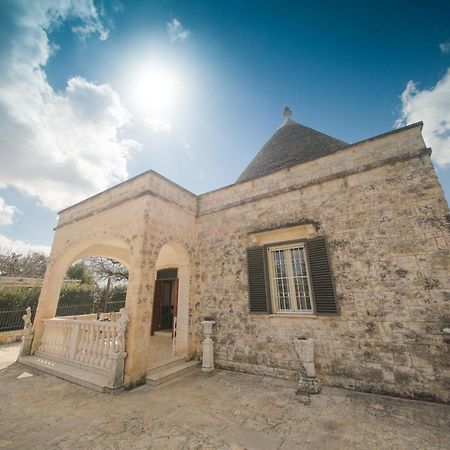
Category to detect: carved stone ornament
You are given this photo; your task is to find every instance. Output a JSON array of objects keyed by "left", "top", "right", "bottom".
[
  {"left": 293, "top": 337, "right": 321, "bottom": 395},
  {"left": 22, "top": 307, "right": 33, "bottom": 335}
]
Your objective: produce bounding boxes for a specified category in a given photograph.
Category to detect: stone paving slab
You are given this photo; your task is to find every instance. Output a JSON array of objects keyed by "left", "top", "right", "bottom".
[
  {"left": 0, "top": 342, "right": 20, "bottom": 370},
  {"left": 0, "top": 360, "right": 449, "bottom": 449}
]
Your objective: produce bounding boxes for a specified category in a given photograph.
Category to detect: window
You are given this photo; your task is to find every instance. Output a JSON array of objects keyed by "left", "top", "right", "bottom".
[
  {"left": 246, "top": 235, "right": 338, "bottom": 315},
  {"left": 267, "top": 243, "right": 314, "bottom": 314}
]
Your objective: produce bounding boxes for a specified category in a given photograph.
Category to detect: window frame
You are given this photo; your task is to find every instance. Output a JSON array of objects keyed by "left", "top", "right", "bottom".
[{"left": 265, "top": 240, "right": 316, "bottom": 316}]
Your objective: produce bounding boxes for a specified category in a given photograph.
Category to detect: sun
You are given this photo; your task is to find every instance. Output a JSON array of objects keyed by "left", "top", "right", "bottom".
[{"left": 130, "top": 64, "right": 178, "bottom": 114}]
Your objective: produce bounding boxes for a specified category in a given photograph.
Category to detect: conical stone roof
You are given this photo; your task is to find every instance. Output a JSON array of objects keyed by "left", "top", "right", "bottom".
[{"left": 236, "top": 110, "right": 348, "bottom": 183}]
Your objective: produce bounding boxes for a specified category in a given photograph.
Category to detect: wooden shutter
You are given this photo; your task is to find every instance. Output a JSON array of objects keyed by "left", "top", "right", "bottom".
[
  {"left": 305, "top": 236, "right": 339, "bottom": 315},
  {"left": 246, "top": 247, "right": 270, "bottom": 313}
]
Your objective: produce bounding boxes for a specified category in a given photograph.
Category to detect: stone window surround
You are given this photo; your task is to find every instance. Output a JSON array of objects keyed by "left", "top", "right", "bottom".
[{"left": 249, "top": 223, "right": 320, "bottom": 317}]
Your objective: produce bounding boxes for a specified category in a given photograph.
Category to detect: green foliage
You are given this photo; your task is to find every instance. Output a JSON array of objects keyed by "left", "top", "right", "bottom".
[
  {"left": 57, "top": 284, "right": 96, "bottom": 307},
  {"left": 0, "top": 287, "right": 41, "bottom": 311},
  {"left": 0, "top": 254, "right": 128, "bottom": 314},
  {"left": 109, "top": 285, "right": 127, "bottom": 303},
  {"left": 66, "top": 262, "right": 95, "bottom": 285}
]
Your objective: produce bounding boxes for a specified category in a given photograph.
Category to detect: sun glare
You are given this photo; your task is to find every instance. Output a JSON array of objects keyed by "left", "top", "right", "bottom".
[{"left": 130, "top": 64, "right": 178, "bottom": 114}]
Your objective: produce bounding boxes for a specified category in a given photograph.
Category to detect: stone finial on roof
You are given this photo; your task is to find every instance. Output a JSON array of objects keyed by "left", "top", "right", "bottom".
[{"left": 283, "top": 106, "right": 293, "bottom": 119}]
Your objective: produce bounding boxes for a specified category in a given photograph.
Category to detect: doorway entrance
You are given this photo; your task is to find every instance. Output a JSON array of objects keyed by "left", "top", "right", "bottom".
[{"left": 151, "top": 268, "right": 178, "bottom": 334}]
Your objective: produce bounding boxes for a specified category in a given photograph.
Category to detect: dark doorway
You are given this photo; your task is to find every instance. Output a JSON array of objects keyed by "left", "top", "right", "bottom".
[{"left": 151, "top": 268, "right": 178, "bottom": 334}]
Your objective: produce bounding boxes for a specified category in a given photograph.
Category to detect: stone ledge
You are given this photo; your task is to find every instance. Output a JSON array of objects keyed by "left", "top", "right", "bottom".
[
  {"left": 0, "top": 330, "right": 24, "bottom": 345},
  {"left": 18, "top": 355, "right": 120, "bottom": 393}
]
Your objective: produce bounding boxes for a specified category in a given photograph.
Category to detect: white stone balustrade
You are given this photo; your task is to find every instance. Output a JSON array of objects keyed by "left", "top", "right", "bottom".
[{"left": 35, "top": 309, "right": 129, "bottom": 389}]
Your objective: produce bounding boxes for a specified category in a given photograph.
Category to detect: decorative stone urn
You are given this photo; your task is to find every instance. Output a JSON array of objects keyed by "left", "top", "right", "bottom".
[
  {"left": 293, "top": 337, "right": 321, "bottom": 395},
  {"left": 201, "top": 320, "right": 215, "bottom": 373}
]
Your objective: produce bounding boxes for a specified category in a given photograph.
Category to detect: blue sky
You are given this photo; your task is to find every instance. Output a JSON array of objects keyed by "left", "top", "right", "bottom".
[{"left": 0, "top": 0, "right": 449, "bottom": 253}]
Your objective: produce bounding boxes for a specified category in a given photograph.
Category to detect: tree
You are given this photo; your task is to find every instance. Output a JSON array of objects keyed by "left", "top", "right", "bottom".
[
  {"left": 66, "top": 261, "right": 95, "bottom": 285},
  {"left": 87, "top": 257, "right": 128, "bottom": 283},
  {"left": 86, "top": 257, "right": 128, "bottom": 311},
  {"left": 0, "top": 250, "right": 47, "bottom": 278}
]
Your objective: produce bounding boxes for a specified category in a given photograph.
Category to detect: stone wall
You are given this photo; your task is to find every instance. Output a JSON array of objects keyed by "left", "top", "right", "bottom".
[
  {"left": 0, "top": 330, "right": 24, "bottom": 345},
  {"left": 34, "top": 190, "right": 198, "bottom": 387},
  {"left": 194, "top": 137, "right": 449, "bottom": 402},
  {"left": 58, "top": 170, "right": 197, "bottom": 227},
  {"left": 36, "top": 121, "right": 449, "bottom": 400}
]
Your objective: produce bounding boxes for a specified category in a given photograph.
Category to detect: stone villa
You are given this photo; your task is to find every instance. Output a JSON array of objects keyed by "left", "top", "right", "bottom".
[{"left": 20, "top": 108, "right": 449, "bottom": 402}]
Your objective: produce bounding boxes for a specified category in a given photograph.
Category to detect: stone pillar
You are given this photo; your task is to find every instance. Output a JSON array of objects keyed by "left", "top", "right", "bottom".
[
  {"left": 123, "top": 248, "right": 155, "bottom": 388},
  {"left": 293, "top": 337, "right": 321, "bottom": 394},
  {"left": 174, "top": 261, "right": 190, "bottom": 356},
  {"left": 201, "top": 320, "right": 215, "bottom": 373},
  {"left": 108, "top": 308, "right": 129, "bottom": 389},
  {"left": 31, "top": 260, "right": 66, "bottom": 352}
]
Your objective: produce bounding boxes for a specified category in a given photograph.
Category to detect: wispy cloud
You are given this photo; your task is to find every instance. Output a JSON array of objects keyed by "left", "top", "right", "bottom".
[
  {"left": 0, "top": 234, "right": 50, "bottom": 256},
  {"left": 0, "top": 198, "right": 19, "bottom": 226},
  {"left": 396, "top": 68, "right": 450, "bottom": 167},
  {"left": 0, "top": 0, "right": 140, "bottom": 211},
  {"left": 182, "top": 137, "right": 194, "bottom": 158},
  {"left": 145, "top": 118, "right": 171, "bottom": 133},
  {"left": 440, "top": 42, "right": 450, "bottom": 54},
  {"left": 167, "top": 18, "right": 190, "bottom": 42}
]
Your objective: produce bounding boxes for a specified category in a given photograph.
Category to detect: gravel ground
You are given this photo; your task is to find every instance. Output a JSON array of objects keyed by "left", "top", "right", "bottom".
[{"left": 0, "top": 358, "right": 449, "bottom": 450}]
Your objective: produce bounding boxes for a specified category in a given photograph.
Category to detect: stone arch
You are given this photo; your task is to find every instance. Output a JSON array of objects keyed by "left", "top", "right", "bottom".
[
  {"left": 53, "top": 236, "right": 132, "bottom": 271},
  {"left": 32, "top": 235, "right": 132, "bottom": 351}
]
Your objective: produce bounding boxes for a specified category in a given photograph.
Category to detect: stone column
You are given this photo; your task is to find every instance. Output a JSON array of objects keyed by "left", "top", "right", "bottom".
[
  {"left": 201, "top": 320, "right": 215, "bottom": 373},
  {"left": 31, "top": 259, "right": 66, "bottom": 352},
  {"left": 123, "top": 245, "right": 155, "bottom": 388},
  {"left": 107, "top": 308, "right": 129, "bottom": 389},
  {"left": 174, "top": 261, "right": 190, "bottom": 356}
]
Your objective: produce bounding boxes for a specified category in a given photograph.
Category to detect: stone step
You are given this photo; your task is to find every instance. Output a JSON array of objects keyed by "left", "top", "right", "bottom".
[
  {"left": 148, "top": 355, "right": 186, "bottom": 372},
  {"left": 146, "top": 359, "right": 200, "bottom": 386},
  {"left": 18, "top": 355, "right": 113, "bottom": 392},
  {"left": 153, "top": 330, "right": 172, "bottom": 337}
]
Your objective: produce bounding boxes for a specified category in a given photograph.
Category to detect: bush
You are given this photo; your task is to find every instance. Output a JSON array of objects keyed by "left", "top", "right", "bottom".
[
  {"left": 0, "top": 287, "right": 41, "bottom": 311},
  {"left": 58, "top": 284, "right": 96, "bottom": 307}
]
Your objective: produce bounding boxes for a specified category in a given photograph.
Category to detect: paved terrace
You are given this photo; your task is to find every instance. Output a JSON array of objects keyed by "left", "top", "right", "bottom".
[{"left": 0, "top": 345, "right": 449, "bottom": 450}]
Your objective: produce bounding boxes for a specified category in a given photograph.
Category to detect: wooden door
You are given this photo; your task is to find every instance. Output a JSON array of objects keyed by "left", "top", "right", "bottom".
[{"left": 151, "top": 278, "right": 179, "bottom": 334}]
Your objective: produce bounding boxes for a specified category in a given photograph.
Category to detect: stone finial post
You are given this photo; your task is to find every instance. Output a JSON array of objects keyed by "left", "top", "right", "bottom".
[
  {"left": 19, "top": 307, "right": 34, "bottom": 357},
  {"left": 107, "top": 308, "right": 129, "bottom": 388},
  {"left": 201, "top": 320, "right": 215, "bottom": 373},
  {"left": 293, "top": 337, "right": 321, "bottom": 395}
]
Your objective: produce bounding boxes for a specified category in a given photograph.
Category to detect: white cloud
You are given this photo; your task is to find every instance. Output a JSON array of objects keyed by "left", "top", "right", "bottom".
[
  {"left": 0, "top": 0, "right": 139, "bottom": 211},
  {"left": 396, "top": 69, "right": 450, "bottom": 167},
  {"left": 144, "top": 117, "right": 171, "bottom": 133},
  {"left": 0, "top": 198, "right": 19, "bottom": 226},
  {"left": 167, "top": 18, "right": 190, "bottom": 42},
  {"left": 440, "top": 42, "right": 450, "bottom": 54},
  {"left": 0, "top": 235, "right": 50, "bottom": 256},
  {"left": 70, "top": 3, "right": 109, "bottom": 41}
]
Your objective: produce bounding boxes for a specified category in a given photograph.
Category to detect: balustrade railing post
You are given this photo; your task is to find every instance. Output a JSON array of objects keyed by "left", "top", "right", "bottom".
[
  {"left": 27, "top": 311, "right": 130, "bottom": 390},
  {"left": 107, "top": 308, "right": 129, "bottom": 389},
  {"left": 68, "top": 322, "right": 80, "bottom": 361}
]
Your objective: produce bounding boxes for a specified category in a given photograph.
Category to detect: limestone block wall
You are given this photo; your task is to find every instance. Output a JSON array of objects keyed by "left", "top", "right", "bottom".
[
  {"left": 194, "top": 131, "right": 449, "bottom": 402},
  {"left": 58, "top": 170, "right": 197, "bottom": 227},
  {"left": 35, "top": 181, "right": 198, "bottom": 386}
]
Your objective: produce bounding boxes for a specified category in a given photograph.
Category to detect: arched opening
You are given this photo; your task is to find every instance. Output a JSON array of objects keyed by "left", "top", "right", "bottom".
[
  {"left": 148, "top": 242, "right": 191, "bottom": 369},
  {"left": 55, "top": 256, "right": 128, "bottom": 318},
  {"left": 32, "top": 237, "right": 132, "bottom": 352}
]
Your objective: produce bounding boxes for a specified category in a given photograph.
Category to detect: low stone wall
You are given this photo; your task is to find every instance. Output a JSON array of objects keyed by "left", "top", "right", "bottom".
[{"left": 0, "top": 330, "right": 24, "bottom": 345}]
